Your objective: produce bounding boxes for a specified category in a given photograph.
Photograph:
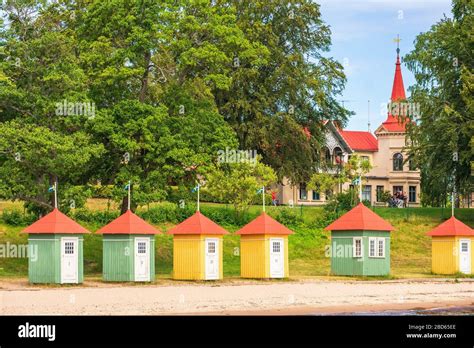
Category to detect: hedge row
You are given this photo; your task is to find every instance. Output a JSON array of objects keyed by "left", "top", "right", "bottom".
[{"left": 1, "top": 203, "right": 304, "bottom": 228}]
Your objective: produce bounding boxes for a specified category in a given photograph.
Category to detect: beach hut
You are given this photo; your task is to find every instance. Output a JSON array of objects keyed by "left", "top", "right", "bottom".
[
  {"left": 22, "top": 208, "right": 90, "bottom": 284},
  {"left": 96, "top": 210, "right": 161, "bottom": 282},
  {"left": 167, "top": 211, "right": 228, "bottom": 280},
  {"left": 426, "top": 216, "right": 473, "bottom": 275},
  {"left": 324, "top": 203, "right": 395, "bottom": 276},
  {"left": 236, "top": 212, "right": 293, "bottom": 279}
]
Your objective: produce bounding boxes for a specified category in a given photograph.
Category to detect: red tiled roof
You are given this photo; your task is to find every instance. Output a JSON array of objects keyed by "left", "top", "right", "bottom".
[
  {"left": 167, "top": 211, "right": 229, "bottom": 235},
  {"left": 324, "top": 203, "right": 394, "bottom": 232},
  {"left": 380, "top": 114, "right": 408, "bottom": 132},
  {"left": 337, "top": 130, "right": 378, "bottom": 152},
  {"left": 235, "top": 212, "right": 294, "bottom": 235},
  {"left": 22, "top": 208, "right": 90, "bottom": 234},
  {"left": 426, "top": 216, "right": 474, "bottom": 237},
  {"left": 96, "top": 210, "right": 161, "bottom": 235}
]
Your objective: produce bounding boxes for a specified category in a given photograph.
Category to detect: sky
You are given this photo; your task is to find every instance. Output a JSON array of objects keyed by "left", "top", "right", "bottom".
[{"left": 317, "top": 0, "right": 453, "bottom": 131}]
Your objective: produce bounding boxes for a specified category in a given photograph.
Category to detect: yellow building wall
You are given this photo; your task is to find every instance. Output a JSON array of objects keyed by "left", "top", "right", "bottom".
[
  {"left": 240, "top": 235, "right": 289, "bottom": 278},
  {"left": 241, "top": 235, "right": 268, "bottom": 278},
  {"left": 431, "top": 237, "right": 457, "bottom": 274},
  {"left": 172, "top": 235, "right": 223, "bottom": 280}
]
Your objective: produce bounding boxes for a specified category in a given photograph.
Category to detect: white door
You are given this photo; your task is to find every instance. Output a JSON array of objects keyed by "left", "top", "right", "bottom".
[
  {"left": 134, "top": 238, "right": 150, "bottom": 281},
  {"left": 269, "top": 238, "right": 284, "bottom": 278},
  {"left": 61, "top": 237, "right": 78, "bottom": 283},
  {"left": 459, "top": 239, "right": 471, "bottom": 274},
  {"left": 205, "top": 238, "right": 219, "bottom": 280}
]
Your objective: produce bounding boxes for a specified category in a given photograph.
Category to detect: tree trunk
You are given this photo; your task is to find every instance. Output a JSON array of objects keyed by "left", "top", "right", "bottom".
[{"left": 139, "top": 51, "right": 151, "bottom": 102}]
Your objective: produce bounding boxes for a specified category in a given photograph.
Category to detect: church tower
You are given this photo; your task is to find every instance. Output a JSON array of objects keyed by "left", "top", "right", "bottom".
[{"left": 371, "top": 41, "right": 420, "bottom": 205}]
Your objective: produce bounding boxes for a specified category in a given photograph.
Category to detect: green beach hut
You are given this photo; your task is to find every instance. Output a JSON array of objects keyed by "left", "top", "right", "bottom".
[
  {"left": 324, "top": 203, "right": 395, "bottom": 276},
  {"left": 96, "top": 209, "right": 161, "bottom": 282},
  {"left": 22, "top": 208, "right": 90, "bottom": 284}
]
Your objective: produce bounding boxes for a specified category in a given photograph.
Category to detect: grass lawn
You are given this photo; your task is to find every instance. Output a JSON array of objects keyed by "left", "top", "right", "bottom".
[{"left": 0, "top": 199, "right": 473, "bottom": 280}]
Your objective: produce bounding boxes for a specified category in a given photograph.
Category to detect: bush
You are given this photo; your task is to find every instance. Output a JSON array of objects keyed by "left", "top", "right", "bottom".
[
  {"left": 1, "top": 209, "right": 36, "bottom": 226},
  {"left": 324, "top": 190, "right": 357, "bottom": 213},
  {"left": 276, "top": 208, "right": 303, "bottom": 226},
  {"left": 72, "top": 209, "right": 119, "bottom": 225},
  {"left": 313, "top": 209, "right": 339, "bottom": 229},
  {"left": 138, "top": 203, "right": 194, "bottom": 224}
]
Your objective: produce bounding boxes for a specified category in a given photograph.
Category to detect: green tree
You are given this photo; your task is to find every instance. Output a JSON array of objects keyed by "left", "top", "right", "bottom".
[
  {"left": 0, "top": 121, "right": 104, "bottom": 214},
  {"left": 308, "top": 154, "right": 372, "bottom": 206},
  {"left": 215, "top": 0, "right": 351, "bottom": 183},
  {"left": 205, "top": 157, "right": 277, "bottom": 215},
  {"left": 404, "top": 0, "right": 473, "bottom": 207}
]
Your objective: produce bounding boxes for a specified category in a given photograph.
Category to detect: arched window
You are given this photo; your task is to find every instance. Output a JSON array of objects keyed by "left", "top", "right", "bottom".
[
  {"left": 324, "top": 147, "right": 332, "bottom": 165},
  {"left": 333, "top": 147, "right": 343, "bottom": 165},
  {"left": 393, "top": 153, "right": 403, "bottom": 171}
]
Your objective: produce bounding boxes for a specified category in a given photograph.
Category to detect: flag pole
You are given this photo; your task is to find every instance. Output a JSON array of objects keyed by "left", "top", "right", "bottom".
[
  {"left": 197, "top": 184, "right": 200, "bottom": 212},
  {"left": 262, "top": 186, "right": 265, "bottom": 212},
  {"left": 54, "top": 180, "right": 58, "bottom": 209},
  {"left": 127, "top": 180, "right": 131, "bottom": 211}
]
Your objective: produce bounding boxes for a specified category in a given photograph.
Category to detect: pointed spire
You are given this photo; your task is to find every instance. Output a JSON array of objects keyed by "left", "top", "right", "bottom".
[
  {"left": 391, "top": 35, "right": 406, "bottom": 102},
  {"left": 377, "top": 37, "right": 409, "bottom": 133}
]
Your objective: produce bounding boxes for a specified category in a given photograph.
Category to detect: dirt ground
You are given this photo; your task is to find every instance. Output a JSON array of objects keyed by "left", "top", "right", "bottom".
[{"left": 0, "top": 277, "right": 473, "bottom": 315}]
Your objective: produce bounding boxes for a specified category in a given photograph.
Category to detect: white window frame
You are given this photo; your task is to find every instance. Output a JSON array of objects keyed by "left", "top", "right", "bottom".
[
  {"left": 368, "top": 237, "right": 386, "bottom": 258},
  {"left": 353, "top": 237, "right": 363, "bottom": 258},
  {"left": 377, "top": 238, "right": 386, "bottom": 258},
  {"left": 369, "top": 237, "right": 376, "bottom": 257}
]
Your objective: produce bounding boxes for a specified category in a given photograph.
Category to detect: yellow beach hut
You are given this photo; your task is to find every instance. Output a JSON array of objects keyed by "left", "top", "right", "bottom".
[
  {"left": 426, "top": 216, "right": 473, "bottom": 275},
  {"left": 235, "top": 212, "right": 293, "bottom": 279},
  {"left": 167, "top": 211, "right": 228, "bottom": 280}
]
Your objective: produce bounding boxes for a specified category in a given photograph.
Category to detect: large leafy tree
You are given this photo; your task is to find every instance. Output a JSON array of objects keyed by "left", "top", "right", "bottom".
[
  {"left": 0, "top": 0, "right": 103, "bottom": 213},
  {"left": 404, "top": 0, "right": 473, "bottom": 206},
  {"left": 0, "top": 121, "right": 103, "bottom": 214},
  {"left": 76, "top": 0, "right": 241, "bottom": 212},
  {"left": 215, "top": 0, "right": 351, "bottom": 184},
  {"left": 0, "top": 0, "right": 350, "bottom": 214}
]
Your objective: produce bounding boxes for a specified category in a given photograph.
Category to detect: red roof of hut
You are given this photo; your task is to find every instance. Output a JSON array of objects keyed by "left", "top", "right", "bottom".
[
  {"left": 96, "top": 209, "right": 161, "bottom": 235},
  {"left": 22, "top": 208, "right": 90, "bottom": 234},
  {"left": 426, "top": 216, "right": 474, "bottom": 237},
  {"left": 236, "top": 212, "right": 294, "bottom": 235},
  {"left": 167, "top": 211, "right": 228, "bottom": 235},
  {"left": 324, "top": 203, "right": 395, "bottom": 232}
]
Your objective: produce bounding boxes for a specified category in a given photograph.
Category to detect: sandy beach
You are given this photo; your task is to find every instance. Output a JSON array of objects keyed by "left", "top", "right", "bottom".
[{"left": 0, "top": 278, "right": 473, "bottom": 315}]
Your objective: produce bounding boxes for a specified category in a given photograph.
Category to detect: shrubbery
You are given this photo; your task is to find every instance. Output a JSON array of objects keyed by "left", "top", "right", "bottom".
[
  {"left": 1, "top": 209, "right": 36, "bottom": 226},
  {"left": 275, "top": 208, "right": 303, "bottom": 226},
  {"left": 1, "top": 201, "right": 318, "bottom": 229}
]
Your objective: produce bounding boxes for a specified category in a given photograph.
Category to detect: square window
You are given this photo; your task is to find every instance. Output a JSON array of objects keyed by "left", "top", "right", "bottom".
[
  {"left": 312, "top": 191, "right": 320, "bottom": 200},
  {"left": 65, "top": 242, "right": 74, "bottom": 254},
  {"left": 137, "top": 242, "right": 146, "bottom": 254},
  {"left": 461, "top": 242, "right": 468, "bottom": 253},
  {"left": 272, "top": 242, "right": 281, "bottom": 253},
  {"left": 208, "top": 242, "right": 216, "bottom": 254}
]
